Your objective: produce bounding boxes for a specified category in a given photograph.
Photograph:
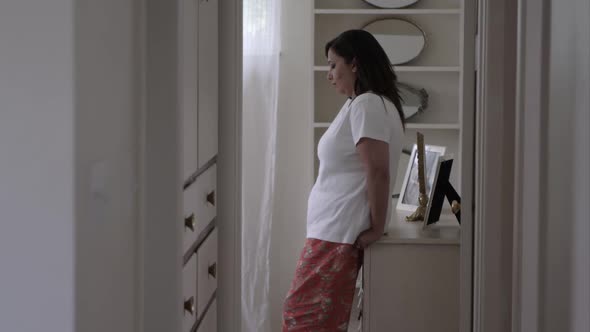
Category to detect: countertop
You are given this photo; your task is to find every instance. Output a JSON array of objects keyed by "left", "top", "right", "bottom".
[{"left": 376, "top": 208, "right": 461, "bottom": 245}]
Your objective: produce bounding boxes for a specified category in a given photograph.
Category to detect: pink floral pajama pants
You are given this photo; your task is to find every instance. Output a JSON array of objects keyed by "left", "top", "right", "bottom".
[{"left": 282, "top": 238, "right": 362, "bottom": 331}]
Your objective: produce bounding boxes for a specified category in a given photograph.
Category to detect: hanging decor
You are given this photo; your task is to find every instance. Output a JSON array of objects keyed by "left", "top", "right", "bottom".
[
  {"left": 363, "top": 18, "right": 426, "bottom": 65},
  {"left": 362, "top": 0, "right": 420, "bottom": 8},
  {"left": 398, "top": 82, "right": 429, "bottom": 120}
]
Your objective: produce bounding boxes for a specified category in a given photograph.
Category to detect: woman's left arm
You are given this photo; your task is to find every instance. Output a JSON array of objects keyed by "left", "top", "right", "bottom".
[{"left": 354, "top": 137, "right": 390, "bottom": 249}]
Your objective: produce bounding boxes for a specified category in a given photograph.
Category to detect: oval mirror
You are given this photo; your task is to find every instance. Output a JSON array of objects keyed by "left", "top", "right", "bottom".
[
  {"left": 363, "top": 19, "right": 426, "bottom": 65},
  {"left": 362, "top": 0, "right": 420, "bottom": 8},
  {"left": 398, "top": 82, "right": 428, "bottom": 120}
]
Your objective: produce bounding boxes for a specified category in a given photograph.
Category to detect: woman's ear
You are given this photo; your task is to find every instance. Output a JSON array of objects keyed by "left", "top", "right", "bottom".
[{"left": 351, "top": 59, "right": 358, "bottom": 73}]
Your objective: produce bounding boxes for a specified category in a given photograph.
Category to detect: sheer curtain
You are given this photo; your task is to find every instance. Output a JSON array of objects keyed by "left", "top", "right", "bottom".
[{"left": 242, "top": 0, "right": 281, "bottom": 331}]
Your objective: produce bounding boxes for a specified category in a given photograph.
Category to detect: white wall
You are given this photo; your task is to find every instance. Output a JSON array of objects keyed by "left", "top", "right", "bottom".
[
  {"left": 0, "top": 1, "right": 75, "bottom": 331},
  {"left": 74, "top": 1, "right": 139, "bottom": 331},
  {"left": 542, "top": 0, "right": 590, "bottom": 331},
  {"left": 270, "top": 1, "right": 314, "bottom": 329},
  {"left": 0, "top": 1, "right": 139, "bottom": 331}
]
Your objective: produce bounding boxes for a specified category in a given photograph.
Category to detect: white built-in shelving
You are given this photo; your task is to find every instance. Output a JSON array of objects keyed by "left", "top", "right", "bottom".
[
  {"left": 311, "top": 1, "right": 475, "bottom": 330},
  {"left": 312, "top": 0, "right": 466, "bottom": 192},
  {"left": 313, "top": 122, "right": 460, "bottom": 130},
  {"left": 314, "top": 9, "right": 460, "bottom": 15},
  {"left": 314, "top": 65, "right": 460, "bottom": 72}
]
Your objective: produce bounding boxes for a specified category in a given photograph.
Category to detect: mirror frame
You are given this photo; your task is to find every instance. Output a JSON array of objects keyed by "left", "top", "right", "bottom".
[
  {"left": 362, "top": 0, "right": 420, "bottom": 9},
  {"left": 363, "top": 18, "right": 427, "bottom": 66}
]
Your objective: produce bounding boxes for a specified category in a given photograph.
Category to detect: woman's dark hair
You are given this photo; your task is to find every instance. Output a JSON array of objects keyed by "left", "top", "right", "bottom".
[{"left": 325, "top": 29, "right": 405, "bottom": 127}]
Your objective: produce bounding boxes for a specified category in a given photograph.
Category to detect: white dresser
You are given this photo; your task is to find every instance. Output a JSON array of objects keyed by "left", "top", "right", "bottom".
[
  {"left": 179, "top": 0, "right": 219, "bottom": 331},
  {"left": 362, "top": 211, "right": 460, "bottom": 331}
]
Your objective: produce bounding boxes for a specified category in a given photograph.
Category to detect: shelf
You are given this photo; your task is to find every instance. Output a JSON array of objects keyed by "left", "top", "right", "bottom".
[
  {"left": 312, "top": 0, "right": 467, "bottom": 191},
  {"left": 314, "top": 9, "right": 461, "bottom": 15},
  {"left": 314, "top": 122, "right": 460, "bottom": 130},
  {"left": 378, "top": 225, "right": 461, "bottom": 245},
  {"left": 406, "top": 123, "right": 460, "bottom": 130},
  {"left": 314, "top": 66, "right": 460, "bottom": 72},
  {"left": 315, "top": 14, "right": 460, "bottom": 67}
]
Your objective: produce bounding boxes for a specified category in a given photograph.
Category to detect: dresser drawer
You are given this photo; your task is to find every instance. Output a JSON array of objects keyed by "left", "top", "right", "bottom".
[
  {"left": 197, "top": 299, "right": 217, "bottom": 332},
  {"left": 182, "top": 254, "right": 197, "bottom": 332},
  {"left": 183, "top": 164, "right": 217, "bottom": 254},
  {"left": 196, "top": 229, "right": 218, "bottom": 318}
]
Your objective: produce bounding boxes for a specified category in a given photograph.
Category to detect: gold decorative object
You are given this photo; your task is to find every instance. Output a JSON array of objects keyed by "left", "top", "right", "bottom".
[
  {"left": 184, "top": 213, "right": 196, "bottom": 231},
  {"left": 184, "top": 297, "right": 195, "bottom": 315},
  {"left": 406, "top": 132, "right": 429, "bottom": 222},
  {"left": 206, "top": 190, "right": 216, "bottom": 206},
  {"left": 451, "top": 200, "right": 461, "bottom": 215},
  {"left": 208, "top": 262, "right": 217, "bottom": 279}
]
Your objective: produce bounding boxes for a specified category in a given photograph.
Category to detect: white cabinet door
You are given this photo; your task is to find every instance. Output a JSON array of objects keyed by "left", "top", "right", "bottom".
[
  {"left": 196, "top": 229, "right": 218, "bottom": 318},
  {"left": 197, "top": 299, "right": 217, "bottom": 332},
  {"left": 197, "top": 0, "right": 218, "bottom": 168},
  {"left": 180, "top": 0, "right": 199, "bottom": 181},
  {"left": 364, "top": 243, "right": 460, "bottom": 332},
  {"left": 182, "top": 254, "right": 198, "bottom": 332}
]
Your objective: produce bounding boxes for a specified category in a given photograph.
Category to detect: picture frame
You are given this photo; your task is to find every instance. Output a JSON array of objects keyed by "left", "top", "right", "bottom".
[
  {"left": 396, "top": 144, "right": 446, "bottom": 211},
  {"left": 423, "top": 158, "right": 455, "bottom": 229}
]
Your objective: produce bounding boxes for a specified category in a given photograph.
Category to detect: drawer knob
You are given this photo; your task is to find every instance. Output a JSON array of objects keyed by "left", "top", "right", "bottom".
[
  {"left": 206, "top": 190, "right": 215, "bottom": 207},
  {"left": 184, "top": 214, "right": 196, "bottom": 231},
  {"left": 184, "top": 297, "right": 195, "bottom": 315},
  {"left": 208, "top": 262, "right": 217, "bottom": 279}
]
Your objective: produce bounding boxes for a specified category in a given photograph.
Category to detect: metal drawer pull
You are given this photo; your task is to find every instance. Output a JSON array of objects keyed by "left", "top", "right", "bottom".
[
  {"left": 208, "top": 262, "right": 217, "bottom": 279},
  {"left": 206, "top": 190, "right": 215, "bottom": 207},
  {"left": 184, "top": 214, "right": 196, "bottom": 231},
  {"left": 184, "top": 297, "right": 195, "bottom": 315}
]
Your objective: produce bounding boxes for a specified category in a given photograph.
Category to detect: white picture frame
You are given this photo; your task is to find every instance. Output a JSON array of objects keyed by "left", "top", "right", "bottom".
[{"left": 396, "top": 144, "right": 446, "bottom": 211}]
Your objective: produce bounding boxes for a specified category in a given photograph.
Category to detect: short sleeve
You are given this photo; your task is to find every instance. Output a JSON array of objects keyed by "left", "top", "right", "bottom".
[{"left": 349, "top": 94, "right": 391, "bottom": 145}]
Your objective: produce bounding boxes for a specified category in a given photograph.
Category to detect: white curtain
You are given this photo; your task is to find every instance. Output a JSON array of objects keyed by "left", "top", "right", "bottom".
[{"left": 242, "top": 0, "right": 281, "bottom": 331}]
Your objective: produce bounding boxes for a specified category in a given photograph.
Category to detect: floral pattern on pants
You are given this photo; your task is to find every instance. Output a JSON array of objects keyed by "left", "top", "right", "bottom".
[{"left": 282, "top": 238, "right": 362, "bottom": 331}]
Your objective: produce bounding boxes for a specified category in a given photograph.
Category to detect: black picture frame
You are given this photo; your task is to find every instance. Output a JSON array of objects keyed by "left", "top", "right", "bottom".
[{"left": 423, "top": 158, "right": 460, "bottom": 228}]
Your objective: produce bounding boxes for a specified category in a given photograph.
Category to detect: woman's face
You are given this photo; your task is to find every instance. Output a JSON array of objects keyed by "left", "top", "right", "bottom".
[{"left": 327, "top": 49, "right": 357, "bottom": 97}]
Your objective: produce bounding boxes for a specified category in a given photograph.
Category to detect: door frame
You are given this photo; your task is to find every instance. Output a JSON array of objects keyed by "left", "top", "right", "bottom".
[
  {"left": 460, "top": 0, "right": 477, "bottom": 330},
  {"left": 471, "top": 0, "right": 554, "bottom": 330},
  {"left": 511, "top": 0, "right": 551, "bottom": 330},
  {"left": 137, "top": 0, "right": 530, "bottom": 330},
  {"left": 471, "top": 0, "right": 520, "bottom": 331},
  {"left": 217, "top": 0, "right": 243, "bottom": 331},
  {"left": 471, "top": 0, "right": 519, "bottom": 331}
]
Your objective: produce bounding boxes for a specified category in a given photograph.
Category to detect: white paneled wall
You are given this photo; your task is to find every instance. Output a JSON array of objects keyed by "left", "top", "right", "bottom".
[
  {"left": 0, "top": 1, "right": 75, "bottom": 331},
  {"left": 0, "top": 1, "right": 139, "bottom": 332}
]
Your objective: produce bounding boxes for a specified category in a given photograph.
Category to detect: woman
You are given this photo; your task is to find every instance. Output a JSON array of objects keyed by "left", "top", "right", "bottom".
[{"left": 282, "top": 29, "right": 406, "bottom": 331}]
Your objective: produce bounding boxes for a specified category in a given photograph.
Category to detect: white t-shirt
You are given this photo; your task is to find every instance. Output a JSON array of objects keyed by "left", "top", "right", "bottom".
[{"left": 306, "top": 92, "right": 404, "bottom": 244}]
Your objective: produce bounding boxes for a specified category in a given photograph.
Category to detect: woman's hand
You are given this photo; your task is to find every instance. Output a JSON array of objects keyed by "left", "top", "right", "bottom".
[{"left": 354, "top": 228, "right": 383, "bottom": 249}]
